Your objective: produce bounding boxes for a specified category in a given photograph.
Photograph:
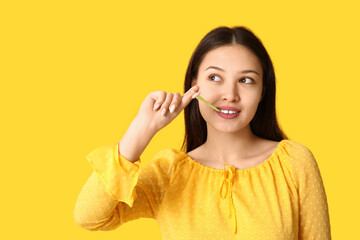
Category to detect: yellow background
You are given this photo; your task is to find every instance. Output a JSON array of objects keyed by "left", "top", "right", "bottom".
[{"left": 1, "top": 0, "right": 359, "bottom": 239}]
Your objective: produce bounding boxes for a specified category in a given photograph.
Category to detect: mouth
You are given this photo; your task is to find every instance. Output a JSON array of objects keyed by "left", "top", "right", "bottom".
[
  {"left": 218, "top": 109, "right": 240, "bottom": 114},
  {"left": 217, "top": 107, "right": 240, "bottom": 114},
  {"left": 216, "top": 107, "right": 241, "bottom": 119}
]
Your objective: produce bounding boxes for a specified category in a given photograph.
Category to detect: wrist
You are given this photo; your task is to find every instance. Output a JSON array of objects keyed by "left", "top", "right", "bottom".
[
  {"left": 118, "top": 115, "right": 156, "bottom": 162},
  {"left": 133, "top": 113, "right": 157, "bottom": 136}
]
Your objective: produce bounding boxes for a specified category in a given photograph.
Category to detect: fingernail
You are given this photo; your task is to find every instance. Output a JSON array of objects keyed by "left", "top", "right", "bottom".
[
  {"left": 169, "top": 105, "right": 176, "bottom": 113},
  {"left": 192, "top": 92, "right": 200, "bottom": 99},
  {"left": 161, "top": 108, "right": 166, "bottom": 116},
  {"left": 153, "top": 103, "right": 160, "bottom": 111}
]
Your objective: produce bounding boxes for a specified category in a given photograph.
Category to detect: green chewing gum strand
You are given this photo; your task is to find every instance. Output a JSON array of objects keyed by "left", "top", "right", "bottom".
[{"left": 196, "top": 95, "right": 221, "bottom": 112}]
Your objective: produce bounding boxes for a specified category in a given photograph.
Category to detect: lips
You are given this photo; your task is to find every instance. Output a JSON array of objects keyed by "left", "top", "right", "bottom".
[
  {"left": 216, "top": 110, "right": 240, "bottom": 119},
  {"left": 215, "top": 106, "right": 241, "bottom": 119},
  {"left": 217, "top": 106, "right": 240, "bottom": 112}
]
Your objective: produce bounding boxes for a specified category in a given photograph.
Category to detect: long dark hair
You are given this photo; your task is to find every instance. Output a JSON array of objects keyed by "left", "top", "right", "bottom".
[{"left": 181, "top": 26, "right": 288, "bottom": 153}]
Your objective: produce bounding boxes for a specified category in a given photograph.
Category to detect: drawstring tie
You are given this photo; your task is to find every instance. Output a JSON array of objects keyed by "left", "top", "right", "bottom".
[{"left": 219, "top": 163, "right": 237, "bottom": 234}]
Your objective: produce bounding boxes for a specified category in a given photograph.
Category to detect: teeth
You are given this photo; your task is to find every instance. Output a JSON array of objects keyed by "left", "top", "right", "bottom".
[{"left": 220, "top": 110, "right": 239, "bottom": 114}]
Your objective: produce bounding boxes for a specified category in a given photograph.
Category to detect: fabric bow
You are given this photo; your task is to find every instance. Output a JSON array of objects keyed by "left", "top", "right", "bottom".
[{"left": 219, "top": 163, "right": 237, "bottom": 234}]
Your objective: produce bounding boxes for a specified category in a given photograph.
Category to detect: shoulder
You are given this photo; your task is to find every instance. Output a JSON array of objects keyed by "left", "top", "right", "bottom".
[
  {"left": 144, "top": 148, "right": 189, "bottom": 175},
  {"left": 280, "top": 139, "right": 321, "bottom": 176},
  {"left": 280, "top": 139, "right": 315, "bottom": 161},
  {"left": 152, "top": 148, "right": 189, "bottom": 163}
]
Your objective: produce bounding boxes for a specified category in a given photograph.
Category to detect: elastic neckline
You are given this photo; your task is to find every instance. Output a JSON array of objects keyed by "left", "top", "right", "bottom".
[{"left": 182, "top": 139, "right": 287, "bottom": 173}]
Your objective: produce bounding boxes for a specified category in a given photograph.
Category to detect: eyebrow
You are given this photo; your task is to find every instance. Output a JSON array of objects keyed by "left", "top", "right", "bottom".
[{"left": 205, "top": 65, "right": 260, "bottom": 76}]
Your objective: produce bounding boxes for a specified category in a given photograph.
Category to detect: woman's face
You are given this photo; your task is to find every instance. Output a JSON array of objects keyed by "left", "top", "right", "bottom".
[{"left": 192, "top": 44, "right": 263, "bottom": 133}]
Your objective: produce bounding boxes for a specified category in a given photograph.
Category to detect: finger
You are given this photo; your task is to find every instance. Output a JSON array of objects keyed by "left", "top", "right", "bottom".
[
  {"left": 169, "top": 92, "right": 181, "bottom": 113},
  {"left": 152, "top": 91, "right": 167, "bottom": 111},
  {"left": 183, "top": 85, "right": 200, "bottom": 98},
  {"left": 160, "top": 92, "right": 174, "bottom": 116},
  {"left": 178, "top": 86, "right": 200, "bottom": 110}
]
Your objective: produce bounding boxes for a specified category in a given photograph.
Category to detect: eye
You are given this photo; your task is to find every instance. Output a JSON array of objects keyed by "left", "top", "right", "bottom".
[
  {"left": 240, "top": 77, "right": 253, "bottom": 84},
  {"left": 209, "top": 75, "right": 221, "bottom": 82}
]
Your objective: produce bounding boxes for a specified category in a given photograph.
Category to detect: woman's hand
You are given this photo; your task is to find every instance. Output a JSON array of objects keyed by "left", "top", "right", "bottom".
[
  {"left": 119, "top": 85, "right": 199, "bottom": 162},
  {"left": 136, "top": 85, "right": 200, "bottom": 133}
]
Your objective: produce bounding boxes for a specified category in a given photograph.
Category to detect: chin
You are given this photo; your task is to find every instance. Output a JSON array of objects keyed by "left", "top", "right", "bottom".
[
  {"left": 201, "top": 111, "right": 252, "bottom": 134},
  {"left": 208, "top": 123, "right": 247, "bottom": 134}
]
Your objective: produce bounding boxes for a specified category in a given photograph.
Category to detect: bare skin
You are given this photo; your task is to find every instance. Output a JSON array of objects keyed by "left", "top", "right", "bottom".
[
  {"left": 119, "top": 44, "right": 281, "bottom": 169},
  {"left": 186, "top": 44, "right": 280, "bottom": 170},
  {"left": 186, "top": 138, "right": 280, "bottom": 170}
]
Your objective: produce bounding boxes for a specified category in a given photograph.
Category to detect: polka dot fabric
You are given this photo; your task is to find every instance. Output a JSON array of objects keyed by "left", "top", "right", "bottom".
[{"left": 73, "top": 139, "right": 331, "bottom": 239}]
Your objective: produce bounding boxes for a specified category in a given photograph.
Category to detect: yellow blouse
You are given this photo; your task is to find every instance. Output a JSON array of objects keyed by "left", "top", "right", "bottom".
[{"left": 73, "top": 139, "right": 331, "bottom": 239}]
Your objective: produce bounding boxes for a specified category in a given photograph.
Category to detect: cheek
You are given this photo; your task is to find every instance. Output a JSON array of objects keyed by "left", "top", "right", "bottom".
[
  {"left": 197, "top": 84, "right": 218, "bottom": 105},
  {"left": 197, "top": 99, "right": 217, "bottom": 122},
  {"left": 197, "top": 81, "right": 213, "bottom": 94},
  {"left": 198, "top": 101, "right": 212, "bottom": 116},
  {"left": 241, "top": 91, "right": 262, "bottom": 111},
  {"left": 196, "top": 77, "right": 216, "bottom": 93}
]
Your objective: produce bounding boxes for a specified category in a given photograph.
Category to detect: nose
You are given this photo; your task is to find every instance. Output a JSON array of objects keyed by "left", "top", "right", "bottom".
[{"left": 222, "top": 82, "right": 240, "bottom": 102}]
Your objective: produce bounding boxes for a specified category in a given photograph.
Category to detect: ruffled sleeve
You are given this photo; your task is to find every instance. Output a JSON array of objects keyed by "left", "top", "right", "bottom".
[
  {"left": 73, "top": 142, "right": 179, "bottom": 231},
  {"left": 284, "top": 140, "right": 332, "bottom": 239},
  {"left": 86, "top": 142, "right": 141, "bottom": 207}
]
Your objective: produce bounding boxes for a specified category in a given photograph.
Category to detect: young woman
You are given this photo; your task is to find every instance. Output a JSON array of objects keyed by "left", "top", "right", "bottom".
[{"left": 74, "top": 26, "right": 331, "bottom": 239}]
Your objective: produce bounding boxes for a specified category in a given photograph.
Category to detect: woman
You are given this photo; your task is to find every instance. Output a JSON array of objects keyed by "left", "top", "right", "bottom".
[{"left": 73, "top": 26, "right": 331, "bottom": 239}]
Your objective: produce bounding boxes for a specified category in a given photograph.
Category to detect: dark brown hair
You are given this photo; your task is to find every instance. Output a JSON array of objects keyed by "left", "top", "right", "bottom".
[{"left": 181, "top": 26, "right": 288, "bottom": 153}]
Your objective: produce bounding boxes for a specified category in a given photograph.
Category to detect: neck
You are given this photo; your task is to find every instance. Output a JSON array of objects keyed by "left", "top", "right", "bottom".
[{"left": 202, "top": 124, "right": 260, "bottom": 164}]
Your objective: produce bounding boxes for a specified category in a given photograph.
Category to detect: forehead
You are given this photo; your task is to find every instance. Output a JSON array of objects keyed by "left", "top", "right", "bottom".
[{"left": 199, "top": 44, "right": 262, "bottom": 74}]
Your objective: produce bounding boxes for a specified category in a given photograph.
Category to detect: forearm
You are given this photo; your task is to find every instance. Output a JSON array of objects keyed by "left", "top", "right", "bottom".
[
  {"left": 73, "top": 171, "right": 120, "bottom": 229},
  {"left": 119, "top": 114, "right": 156, "bottom": 162}
]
